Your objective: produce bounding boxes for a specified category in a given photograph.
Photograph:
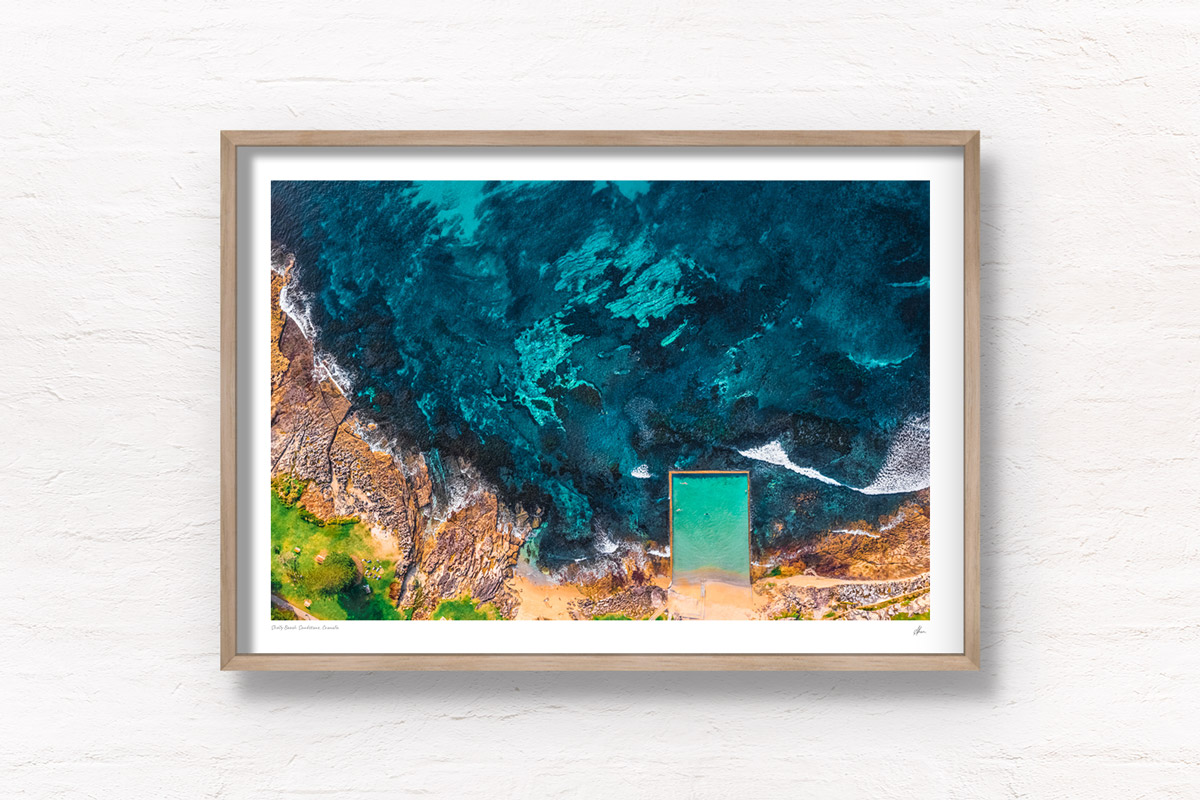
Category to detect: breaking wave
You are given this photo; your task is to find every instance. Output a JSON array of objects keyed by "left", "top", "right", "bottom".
[
  {"left": 274, "top": 253, "right": 355, "bottom": 396},
  {"left": 594, "top": 527, "right": 620, "bottom": 555},
  {"left": 736, "top": 441, "right": 846, "bottom": 487},
  {"left": 832, "top": 528, "right": 880, "bottom": 539},
  {"left": 738, "top": 414, "right": 930, "bottom": 496},
  {"left": 860, "top": 414, "right": 930, "bottom": 495}
]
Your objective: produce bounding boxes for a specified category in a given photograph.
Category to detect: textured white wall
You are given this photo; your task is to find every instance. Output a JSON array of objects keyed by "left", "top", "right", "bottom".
[{"left": 3, "top": 2, "right": 1198, "bottom": 797}]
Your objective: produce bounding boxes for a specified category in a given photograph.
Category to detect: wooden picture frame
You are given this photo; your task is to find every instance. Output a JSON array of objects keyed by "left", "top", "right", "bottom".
[{"left": 221, "top": 130, "right": 980, "bottom": 670}]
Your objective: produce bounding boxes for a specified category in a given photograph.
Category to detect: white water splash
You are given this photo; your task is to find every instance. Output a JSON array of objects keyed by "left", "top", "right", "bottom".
[
  {"left": 277, "top": 276, "right": 317, "bottom": 343},
  {"left": 736, "top": 441, "right": 845, "bottom": 487},
  {"left": 275, "top": 257, "right": 355, "bottom": 397},
  {"left": 316, "top": 355, "right": 354, "bottom": 396},
  {"left": 860, "top": 414, "right": 930, "bottom": 495},
  {"left": 737, "top": 415, "right": 930, "bottom": 496},
  {"left": 351, "top": 419, "right": 402, "bottom": 461},
  {"left": 630, "top": 464, "right": 652, "bottom": 479},
  {"left": 833, "top": 528, "right": 880, "bottom": 539},
  {"left": 594, "top": 528, "right": 620, "bottom": 555}
]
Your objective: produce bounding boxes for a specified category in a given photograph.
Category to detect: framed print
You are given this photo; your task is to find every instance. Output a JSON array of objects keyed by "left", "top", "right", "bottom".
[{"left": 220, "top": 131, "right": 980, "bottom": 670}]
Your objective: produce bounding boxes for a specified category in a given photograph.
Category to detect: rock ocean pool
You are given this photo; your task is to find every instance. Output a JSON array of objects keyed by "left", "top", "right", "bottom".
[{"left": 670, "top": 473, "right": 751, "bottom": 585}]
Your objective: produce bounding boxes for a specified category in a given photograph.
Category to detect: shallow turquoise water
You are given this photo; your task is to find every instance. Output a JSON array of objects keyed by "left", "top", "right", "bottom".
[{"left": 671, "top": 473, "right": 751, "bottom": 582}]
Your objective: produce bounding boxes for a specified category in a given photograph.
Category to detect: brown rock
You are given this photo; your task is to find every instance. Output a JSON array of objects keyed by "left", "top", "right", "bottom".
[
  {"left": 574, "top": 585, "right": 667, "bottom": 620},
  {"left": 758, "top": 491, "right": 931, "bottom": 582},
  {"left": 409, "top": 491, "right": 522, "bottom": 617}
]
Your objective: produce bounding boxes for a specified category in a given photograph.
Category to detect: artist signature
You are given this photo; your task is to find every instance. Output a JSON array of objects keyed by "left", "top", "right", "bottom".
[{"left": 912, "top": 625, "right": 927, "bottom": 636}]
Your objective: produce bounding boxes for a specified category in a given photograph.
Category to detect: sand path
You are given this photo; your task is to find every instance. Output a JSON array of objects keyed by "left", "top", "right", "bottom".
[{"left": 271, "top": 593, "right": 318, "bottom": 621}]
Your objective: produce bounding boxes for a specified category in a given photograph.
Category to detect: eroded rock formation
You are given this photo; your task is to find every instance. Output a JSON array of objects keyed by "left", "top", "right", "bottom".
[
  {"left": 754, "top": 573, "right": 929, "bottom": 620},
  {"left": 407, "top": 489, "right": 523, "bottom": 619},
  {"left": 269, "top": 250, "right": 524, "bottom": 617},
  {"left": 574, "top": 585, "right": 668, "bottom": 620},
  {"left": 754, "top": 490, "right": 931, "bottom": 582}
]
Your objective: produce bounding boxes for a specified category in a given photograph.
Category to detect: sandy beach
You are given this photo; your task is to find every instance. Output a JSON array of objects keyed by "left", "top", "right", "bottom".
[
  {"left": 668, "top": 575, "right": 754, "bottom": 620},
  {"left": 511, "top": 560, "right": 589, "bottom": 620}
]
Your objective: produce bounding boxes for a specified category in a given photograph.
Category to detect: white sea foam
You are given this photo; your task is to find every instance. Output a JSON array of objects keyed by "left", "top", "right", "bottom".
[
  {"left": 440, "top": 466, "right": 482, "bottom": 517},
  {"left": 275, "top": 256, "right": 356, "bottom": 397},
  {"left": 316, "top": 355, "right": 354, "bottom": 396},
  {"left": 833, "top": 528, "right": 880, "bottom": 539},
  {"left": 860, "top": 414, "right": 930, "bottom": 495},
  {"left": 648, "top": 546, "right": 671, "bottom": 558},
  {"left": 352, "top": 419, "right": 400, "bottom": 460},
  {"left": 737, "top": 415, "right": 930, "bottom": 496},
  {"left": 278, "top": 278, "right": 317, "bottom": 343},
  {"left": 631, "top": 464, "right": 652, "bottom": 479},
  {"left": 736, "top": 441, "right": 845, "bottom": 487},
  {"left": 594, "top": 528, "right": 620, "bottom": 555}
]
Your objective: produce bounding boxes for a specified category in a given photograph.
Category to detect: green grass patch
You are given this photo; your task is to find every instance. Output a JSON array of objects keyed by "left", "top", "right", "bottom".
[
  {"left": 771, "top": 609, "right": 812, "bottom": 620},
  {"left": 271, "top": 474, "right": 309, "bottom": 506},
  {"left": 396, "top": 579, "right": 423, "bottom": 620},
  {"left": 270, "top": 491, "right": 402, "bottom": 620},
  {"left": 593, "top": 613, "right": 633, "bottom": 620},
  {"left": 430, "top": 596, "right": 504, "bottom": 620},
  {"left": 859, "top": 590, "right": 928, "bottom": 613},
  {"left": 891, "top": 611, "right": 931, "bottom": 621}
]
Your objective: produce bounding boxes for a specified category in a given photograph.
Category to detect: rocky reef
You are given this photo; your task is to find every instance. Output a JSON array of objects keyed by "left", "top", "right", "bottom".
[
  {"left": 271, "top": 253, "right": 523, "bottom": 617},
  {"left": 754, "top": 572, "right": 930, "bottom": 621},
  {"left": 270, "top": 249, "right": 673, "bottom": 620},
  {"left": 753, "top": 490, "right": 931, "bottom": 582},
  {"left": 749, "top": 491, "right": 931, "bottom": 620},
  {"left": 403, "top": 488, "right": 523, "bottom": 619},
  {"left": 574, "top": 585, "right": 668, "bottom": 620}
]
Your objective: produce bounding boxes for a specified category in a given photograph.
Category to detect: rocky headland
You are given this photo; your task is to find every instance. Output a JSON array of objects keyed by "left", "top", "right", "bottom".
[
  {"left": 751, "top": 492, "right": 932, "bottom": 619},
  {"left": 269, "top": 249, "right": 671, "bottom": 620}
]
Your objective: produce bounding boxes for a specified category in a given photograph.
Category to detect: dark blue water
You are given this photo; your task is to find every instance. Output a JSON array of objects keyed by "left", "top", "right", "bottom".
[{"left": 271, "top": 180, "right": 930, "bottom": 567}]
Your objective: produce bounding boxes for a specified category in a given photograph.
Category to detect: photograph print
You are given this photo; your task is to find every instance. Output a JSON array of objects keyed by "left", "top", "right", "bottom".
[{"left": 267, "top": 178, "right": 931, "bottom": 624}]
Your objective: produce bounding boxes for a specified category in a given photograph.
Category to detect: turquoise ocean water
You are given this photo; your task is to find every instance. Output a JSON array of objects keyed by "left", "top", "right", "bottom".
[{"left": 271, "top": 180, "right": 930, "bottom": 569}]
